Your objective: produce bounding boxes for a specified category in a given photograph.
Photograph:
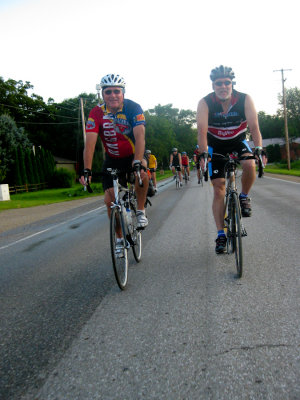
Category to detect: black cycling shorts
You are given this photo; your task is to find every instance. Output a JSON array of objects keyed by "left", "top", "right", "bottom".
[
  {"left": 102, "top": 154, "right": 134, "bottom": 190},
  {"left": 172, "top": 165, "right": 181, "bottom": 172},
  {"left": 208, "top": 140, "right": 253, "bottom": 180}
]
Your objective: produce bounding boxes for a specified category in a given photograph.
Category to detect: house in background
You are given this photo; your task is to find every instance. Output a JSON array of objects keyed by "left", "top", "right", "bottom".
[
  {"left": 247, "top": 137, "right": 300, "bottom": 161},
  {"left": 54, "top": 157, "right": 78, "bottom": 174}
]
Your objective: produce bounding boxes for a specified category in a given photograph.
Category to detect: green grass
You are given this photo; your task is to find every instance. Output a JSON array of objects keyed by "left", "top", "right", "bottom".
[
  {"left": 264, "top": 160, "right": 300, "bottom": 177},
  {"left": 0, "top": 183, "right": 104, "bottom": 211},
  {"left": 0, "top": 170, "right": 174, "bottom": 211}
]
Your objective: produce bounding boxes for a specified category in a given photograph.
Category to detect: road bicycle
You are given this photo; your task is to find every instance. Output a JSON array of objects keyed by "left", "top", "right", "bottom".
[
  {"left": 84, "top": 168, "right": 144, "bottom": 290},
  {"left": 172, "top": 167, "right": 181, "bottom": 189},
  {"left": 108, "top": 168, "right": 145, "bottom": 290},
  {"left": 183, "top": 166, "right": 189, "bottom": 184},
  {"left": 213, "top": 152, "right": 263, "bottom": 278},
  {"left": 198, "top": 167, "right": 204, "bottom": 186}
]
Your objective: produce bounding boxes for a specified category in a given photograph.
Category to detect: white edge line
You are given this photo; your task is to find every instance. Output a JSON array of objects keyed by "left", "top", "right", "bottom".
[
  {"left": 0, "top": 205, "right": 106, "bottom": 251},
  {"left": 264, "top": 176, "right": 300, "bottom": 184}
]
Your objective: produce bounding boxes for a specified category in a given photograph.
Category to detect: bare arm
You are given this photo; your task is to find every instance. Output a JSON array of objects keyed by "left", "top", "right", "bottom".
[
  {"left": 196, "top": 98, "right": 209, "bottom": 153},
  {"left": 133, "top": 124, "right": 146, "bottom": 161},
  {"left": 83, "top": 132, "right": 98, "bottom": 170},
  {"left": 178, "top": 153, "right": 182, "bottom": 167},
  {"left": 245, "top": 95, "right": 262, "bottom": 148},
  {"left": 79, "top": 132, "right": 98, "bottom": 185}
]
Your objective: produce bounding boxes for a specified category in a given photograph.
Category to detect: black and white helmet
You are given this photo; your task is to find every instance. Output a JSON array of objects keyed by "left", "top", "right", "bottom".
[
  {"left": 172, "top": 148, "right": 178, "bottom": 152},
  {"left": 146, "top": 149, "right": 151, "bottom": 154},
  {"left": 100, "top": 74, "right": 126, "bottom": 89},
  {"left": 210, "top": 65, "right": 235, "bottom": 82}
]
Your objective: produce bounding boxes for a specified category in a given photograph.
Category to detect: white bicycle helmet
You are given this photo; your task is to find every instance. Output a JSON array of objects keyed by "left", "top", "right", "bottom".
[
  {"left": 146, "top": 150, "right": 151, "bottom": 154},
  {"left": 100, "top": 74, "right": 126, "bottom": 89},
  {"left": 210, "top": 65, "right": 235, "bottom": 82}
]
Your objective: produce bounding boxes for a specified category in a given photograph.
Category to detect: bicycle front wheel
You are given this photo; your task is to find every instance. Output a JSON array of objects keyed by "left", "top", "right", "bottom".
[
  {"left": 131, "top": 208, "right": 142, "bottom": 262},
  {"left": 232, "top": 192, "right": 243, "bottom": 278},
  {"left": 110, "top": 207, "right": 128, "bottom": 290},
  {"left": 199, "top": 169, "right": 203, "bottom": 187}
]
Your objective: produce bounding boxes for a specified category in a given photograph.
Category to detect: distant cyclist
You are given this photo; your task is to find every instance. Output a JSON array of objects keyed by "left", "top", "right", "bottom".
[
  {"left": 193, "top": 145, "right": 203, "bottom": 184},
  {"left": 145, "top": 149, "right": 158, "bottom": 191},
  {"left": 181, "top": 152, "right": 190, "bottom": 180},
  {"left": 197, "top": 65, "right": 266, "bottom": 253},
  {"left": 80, "top": 73, "right": 149, "bottom": 230},
  {"left": 170, "top": 148, "right": 183, "bottom": 186}
]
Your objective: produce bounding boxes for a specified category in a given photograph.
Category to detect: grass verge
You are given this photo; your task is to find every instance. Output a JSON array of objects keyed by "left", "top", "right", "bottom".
[
  {"left": 264, "top": 160, "right": 300, "bottom": 177},
  {"left": 0, "top": 170, "right": 174, "bottom": 211}
]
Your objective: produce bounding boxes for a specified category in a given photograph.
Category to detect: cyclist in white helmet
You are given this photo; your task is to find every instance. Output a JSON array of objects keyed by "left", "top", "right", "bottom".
[
  {"left": 80, "top": 73, "right": 149, "bottom": 229},
  {"left": 197, "top": 66, "right": 266, "bottom": 254}
]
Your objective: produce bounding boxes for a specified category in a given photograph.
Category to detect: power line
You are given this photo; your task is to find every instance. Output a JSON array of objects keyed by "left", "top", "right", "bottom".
[
  {"left": 0, "top": 103, "right": 79, "bottom": 120},
  {"left": 16, "top": 121, "right": 79, "bottom": 125}
]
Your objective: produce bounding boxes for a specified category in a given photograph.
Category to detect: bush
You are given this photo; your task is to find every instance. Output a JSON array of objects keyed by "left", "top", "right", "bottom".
[{"left": 49, "top": 168, "right": 75, "bottom": 188}]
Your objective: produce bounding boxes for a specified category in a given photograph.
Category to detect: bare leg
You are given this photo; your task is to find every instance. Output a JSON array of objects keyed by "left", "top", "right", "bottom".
[
  {"left": 135, "top": 159, "right": 149, "bottom": 210},
  {"left": 151, "top": 171, "right": 157, "bottom": 188},
  {"left": 241, "top": 157, "right": 256, "bottom": 195},
  {"left": 212, "top": 178, "right": 226, "bottom": 231}
]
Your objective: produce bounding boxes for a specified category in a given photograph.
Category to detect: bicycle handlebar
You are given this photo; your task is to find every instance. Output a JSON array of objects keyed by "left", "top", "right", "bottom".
[
  {"left": 83, "top": 170, "right": 93, "bottom": 193},
  {"left": 212, "top": 152, "right": 264, "bottom": 177},
  {"left": 136, "top": 168, "right": 143, "bottom": 187},
  {"left": 104, "top": 166, "right": 144, "bottom": 188},
  {"left": 257, "top": 155, "right": 264, "bottom": 178}
]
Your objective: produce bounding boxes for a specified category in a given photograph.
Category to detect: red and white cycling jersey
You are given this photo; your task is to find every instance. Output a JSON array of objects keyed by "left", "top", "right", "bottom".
[{"left": 86, "top": 99, "right": 145, "bottom": 159}]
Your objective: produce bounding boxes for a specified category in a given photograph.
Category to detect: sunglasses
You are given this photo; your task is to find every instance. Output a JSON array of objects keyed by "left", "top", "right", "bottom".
[
  {"left": 103, "top": 89, "right": 122, "bottom": 95},
  {"left": 214, "top": 80, "right": 232, "bottom": 87}
]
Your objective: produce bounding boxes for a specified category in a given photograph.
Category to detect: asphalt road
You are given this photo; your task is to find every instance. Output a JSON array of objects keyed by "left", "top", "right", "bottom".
[{"left": 0, "top": 173, "right": 299, "bottom": 400}]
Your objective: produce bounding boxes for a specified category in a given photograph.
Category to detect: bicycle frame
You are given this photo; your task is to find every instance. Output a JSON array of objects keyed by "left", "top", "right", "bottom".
[{"left": 224, "top": 155, "right": 239, "bottom": 214}]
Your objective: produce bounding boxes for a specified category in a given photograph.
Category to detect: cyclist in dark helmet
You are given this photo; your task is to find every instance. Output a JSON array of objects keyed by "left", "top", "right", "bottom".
[
  {"left": 197, "top": 65, "right": 266, "bottom": 254},
  {"left": 169, "top": 148, "right": 183, "bottom": 186}
]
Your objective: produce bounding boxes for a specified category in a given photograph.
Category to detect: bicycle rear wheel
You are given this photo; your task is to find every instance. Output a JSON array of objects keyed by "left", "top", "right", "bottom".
[
  {"left": 130, "top": 207, "right": 142, "bottom": 262},
  {"left": 184, "top": 169, "right": 188, "bottom": 184},
  {"left": 232, "top": 192, "right": 243, "bottom": 278},
  {"left": 110, "top": 207, "right": 128, "bottom": 290}
]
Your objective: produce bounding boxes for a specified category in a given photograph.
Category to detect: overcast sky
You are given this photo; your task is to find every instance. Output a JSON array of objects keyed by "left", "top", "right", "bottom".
[{"left": 0, "top": 0, "right": 298, "bottom": 115}]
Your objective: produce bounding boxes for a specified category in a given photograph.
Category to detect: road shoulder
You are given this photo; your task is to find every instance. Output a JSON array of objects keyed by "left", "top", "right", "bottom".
[{"left": 0, "top": 196, "right": 104, "bottom": 234}]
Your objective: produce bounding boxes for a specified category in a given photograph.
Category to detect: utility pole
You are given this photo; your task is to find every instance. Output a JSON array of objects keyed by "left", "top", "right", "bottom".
[
  {"left": 273, "top": 68, "right": 292, "bottom": 170},
  {"left": 80, "top": 97, "right": 86, "bottom": 146},
  {"left": 95, "top": 84, "right": 106, "bottom": 159},
  {"left": 96, "top": 84, "right": 101, "bottom": 103}
]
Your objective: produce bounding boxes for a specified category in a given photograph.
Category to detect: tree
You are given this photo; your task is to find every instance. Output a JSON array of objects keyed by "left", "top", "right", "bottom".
[
  {"left": 277, "top": 87, "right": 300, "bottom": 138},
  {"left": 0, "top": 114, "right": 32, "bottom": 182},
  {"left": 18, "top": 147, "right": 28, "bottom": 185},
  {"left": 258, "top": 112, "right": 283, "bottom": 139},
  {"left": 145, "top": 104, "right": 197, "bottom": 168},
  {"left": 24, "top": 149, "right": 35, "bottom": 184},
  {"left": 266, "top": 144, "right": 281, "bottom": 163},
  {"left": 12, "top": 147, "right": 22, "bottom": 186}
]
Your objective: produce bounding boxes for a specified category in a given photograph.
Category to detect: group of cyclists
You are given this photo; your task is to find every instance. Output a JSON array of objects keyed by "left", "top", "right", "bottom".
[
  {"left": 169, "top": 147, "right": 208, "bottom": 186},
  {"left": 80, "top": 66, "right": 266, "bottom": 255}
]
